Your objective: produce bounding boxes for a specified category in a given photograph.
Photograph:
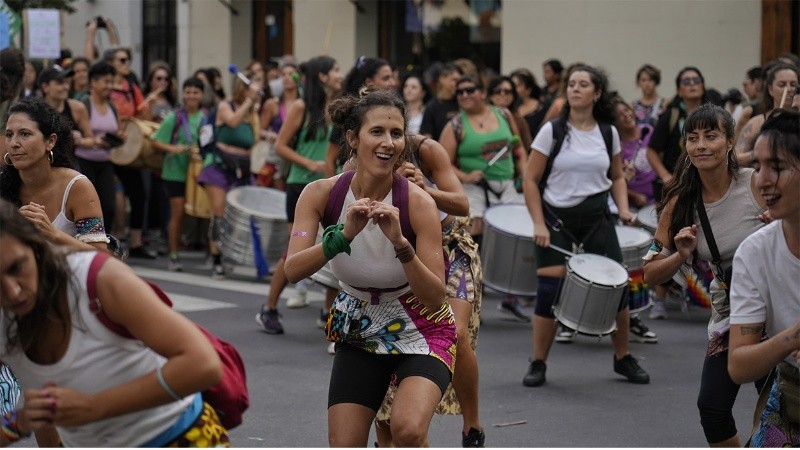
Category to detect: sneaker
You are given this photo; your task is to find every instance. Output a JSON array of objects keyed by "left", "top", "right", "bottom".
[
  {"left": 286, "top": 288, "right": 309, "bottom": 309},
  {"left": 614, "top": 354, "right": 650, "bottom": 384},
  {"left": 498, "top": 297, "right": 531, "bottom": 322},
  {"left": 327, "top": 342, "right": 336, "bottom": 355},
  {"left": 522, "top": 359, "right": 547, "bottom": 387},
  {"left": 168, "top": 255, "right": 182, "bottom": 272},
  {"left": 255, "top": 307, "right": 284, "bottom": 334},
  {"left": 128, "top": 246, "right": 157, "bottom": 259},
  {"left": 212, "top": 263, "right": 226, "bottom": 280},
  {"left": 648, "top": 297, "right": 667, "bottom": 320},
  {"left": 462, "top": 427, "right": 485, "bottom": 448},
  {"left": 316, "top": 310, "right": 330, "bottom": 329},
  {"left": 555, "top": 325, "right": 575, "bottom": 343},
  {"left": 629, "top": 315, "right": 658, "bottom": 344}
]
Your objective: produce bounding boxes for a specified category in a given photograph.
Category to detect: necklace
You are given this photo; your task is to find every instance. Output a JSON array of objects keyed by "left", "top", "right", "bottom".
[{"left": 473, "top": 108, "right": 491, "bottom": 129}]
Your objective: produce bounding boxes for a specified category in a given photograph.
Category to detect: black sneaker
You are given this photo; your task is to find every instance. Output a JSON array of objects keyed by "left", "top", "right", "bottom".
[
  {"left": 629, "top": 315, "right": 658, "bottom": 344},
  {"left": 256, "top": 307, "right": 284, "bottom": 334},
  {"left": 128, "top": 246, "right": 157, "bottom": 259},
  {"left": 614, "top": 354, "right": 650, "bottom": 384},
  {"left": 522, "top": 359, "right": 546, "bottom": 387},
  {"left": 555, "top": 325, "right": 575, "bottom": 343},
  {"left": 497, "top": 297, "right": 531, "bottom": 322},
  {"left": 462, "top": 427, "right": 485, "bottom": 448}
]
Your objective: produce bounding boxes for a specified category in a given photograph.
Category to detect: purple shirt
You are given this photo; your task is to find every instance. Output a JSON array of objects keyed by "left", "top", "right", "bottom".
[{"left": 621, "top": 124, "right": 656, "bottom": 203}]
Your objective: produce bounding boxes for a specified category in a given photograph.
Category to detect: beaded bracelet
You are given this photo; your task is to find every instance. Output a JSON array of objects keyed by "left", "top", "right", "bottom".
[
  {"left": 322, "top": 224, "right": 352, "bottom": 260},
  {"left": 394, "top": 243, "right": 415, "bottom": 264},
  {"left": 2, "top": 411, "right": 30, "bottom": 442}
]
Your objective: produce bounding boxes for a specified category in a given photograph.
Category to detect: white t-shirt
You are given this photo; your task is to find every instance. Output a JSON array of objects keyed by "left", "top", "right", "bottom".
[
  {"left": 531, "top": 121, "right": 621, "bottom": 208},
  {"left": 730, "top": 221, "right": 800, "bottom": 367}
]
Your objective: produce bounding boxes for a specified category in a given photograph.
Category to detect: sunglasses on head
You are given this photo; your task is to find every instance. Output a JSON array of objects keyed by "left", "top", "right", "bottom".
[
  {"left": 493, "top": 88, "right": 513, "bottom": 95},
  {"left": 680, "top": 76, "right": 702, "bottom": 86},
  {"left": 456, "top": 86, "right": 478, "bottom": 96}
]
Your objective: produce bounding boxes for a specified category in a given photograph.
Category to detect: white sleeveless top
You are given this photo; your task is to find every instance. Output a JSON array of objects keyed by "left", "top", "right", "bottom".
[
  {"left": 328, "top": 186, "right": 409, "bottom": 298},
  {"left": 51, "top": 174, "right": 85, "bottom": 237},
  {"left": 0, "top": 252, "right": 196, "bottom": 447}
]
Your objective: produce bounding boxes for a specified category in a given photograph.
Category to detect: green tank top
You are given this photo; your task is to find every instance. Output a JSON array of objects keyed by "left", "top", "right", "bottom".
[
  {"left": 286, "top": 122, "right": 332, "bottom": 184},
  {"left": 457, "top": 106, "right": 515, "bottom": 181}
]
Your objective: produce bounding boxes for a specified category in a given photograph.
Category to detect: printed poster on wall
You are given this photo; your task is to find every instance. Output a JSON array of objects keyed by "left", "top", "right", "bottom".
[{"left": 24, "top": 8, "right": 60, "bottom": 59}]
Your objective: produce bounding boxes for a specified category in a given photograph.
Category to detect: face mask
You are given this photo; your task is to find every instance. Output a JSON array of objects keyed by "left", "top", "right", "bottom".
[{"left": 269, "top": 78, "right": 284, "bottom": 98}]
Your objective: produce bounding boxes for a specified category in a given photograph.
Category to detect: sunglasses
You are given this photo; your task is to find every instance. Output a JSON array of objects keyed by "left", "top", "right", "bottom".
[
  {"left": 492, "top": 88, "right": 513, "bottom": 95},
  {"left": 680, "top": 76, "right": 702, "bottom": 86},
  {"left": 456, "top": 86, "right": 478, "bottom": 96},
  {"left": 116, "top": 57, "right": 130, "bottom": 64},
  {"left": 154, "top": 76, "right": 169, "bottom": 81}
]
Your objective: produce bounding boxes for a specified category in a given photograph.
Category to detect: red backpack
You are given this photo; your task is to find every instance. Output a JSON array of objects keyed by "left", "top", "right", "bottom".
[{"left": 86, "top": 252, "right": 249, "bottom": 430}]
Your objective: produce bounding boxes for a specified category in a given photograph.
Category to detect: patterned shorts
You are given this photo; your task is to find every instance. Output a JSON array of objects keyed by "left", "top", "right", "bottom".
[{"left": 166, "top": 402, "right": 230, "bottom": 448}]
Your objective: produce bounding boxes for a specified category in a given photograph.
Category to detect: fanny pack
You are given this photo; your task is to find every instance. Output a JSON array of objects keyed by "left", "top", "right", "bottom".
[{"left": 214, "top": 150, "right": 251, "bottom": 181}]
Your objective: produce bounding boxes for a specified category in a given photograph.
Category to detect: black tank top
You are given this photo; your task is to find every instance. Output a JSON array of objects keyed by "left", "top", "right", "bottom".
[{"left": 59, "top": 101, "right": 81, "bottom": 132}]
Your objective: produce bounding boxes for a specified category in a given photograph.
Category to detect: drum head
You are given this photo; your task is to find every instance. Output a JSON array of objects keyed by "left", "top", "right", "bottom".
[
  {"left": 225, "top": 186, "right": 286, "bottom": 219},
  {"left": 615, "top": 225, "right": 652, "bottom": 249},
  {"left": 567, "top": 253, "right": 629, "bottom": 287},
  {"left": 483, "top": 203, "right": 533, "bottom": 237},
  {"left": 637, "top": 205, "right": 658, "bottom": 231},
  {"left": 109, "top": 121, "right": 143, "bottom": 166}
]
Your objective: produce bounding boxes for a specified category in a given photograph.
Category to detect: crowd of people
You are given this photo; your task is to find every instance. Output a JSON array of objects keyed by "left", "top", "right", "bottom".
[{"left": 0, "top": 14, "right": 798, "bottom": 446}]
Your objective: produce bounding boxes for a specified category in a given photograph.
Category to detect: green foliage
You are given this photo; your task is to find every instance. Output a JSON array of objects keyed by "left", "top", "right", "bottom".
[{"left": 5, "top": 0, "right": 76, "bottom": 14}]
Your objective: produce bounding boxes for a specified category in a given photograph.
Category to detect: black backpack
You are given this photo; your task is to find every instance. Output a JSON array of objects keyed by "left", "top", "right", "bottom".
[{"left": 538, "top": 117, "right": 613, "bottom": 193}]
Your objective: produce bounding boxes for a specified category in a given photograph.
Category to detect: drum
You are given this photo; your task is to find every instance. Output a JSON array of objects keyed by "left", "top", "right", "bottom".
[
  {"left": 219, "top": 186, "right": 288, "bottom": 270},
  {"left": 637, "top": 204, "right": 658, "bottom": 234},
  {"left": 553, "top": 253, "right": 629, "bottom": 336},
  {"left": 184, "top": 147, "right": 211, "bottom": 219},
  {"left": 111, "top": 118, "right": 162, "bottom": 170},
  {"left": 615, "top": 225, "right": 652, "bottom": 270},
  {"left": 481, "top": 203, "right": 537, "bottom": 296}
]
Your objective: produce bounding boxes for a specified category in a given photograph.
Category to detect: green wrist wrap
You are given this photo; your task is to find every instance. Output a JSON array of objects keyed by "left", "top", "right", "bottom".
[{"left": 322, "top": 223, "right": 351, "bottom": 260}]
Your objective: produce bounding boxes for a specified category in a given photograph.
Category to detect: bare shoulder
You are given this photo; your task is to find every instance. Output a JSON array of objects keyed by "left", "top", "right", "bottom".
[
  {"left": 407, "top": 181, "right": 436, "bottom": 211},
  {"left": 67, "top": 99, "right": 88, "bottom": 115}
]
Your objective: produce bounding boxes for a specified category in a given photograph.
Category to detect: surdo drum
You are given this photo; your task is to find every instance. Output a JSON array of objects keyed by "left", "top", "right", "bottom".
[
  {"left": 553, "top": 253, "right": 629, "bottom": 337},
  {"left": 615, "top": 225, "right": 654, "bottom": 313},
  {"left": 480, "top": 204, "right": 537, "bottom": 296},
  {"left": 637, "top": 204, "right": 658, "bottom": 234},
  {"left": 219, "top": 186, "right": 287, "bottom": 270},
  {"left": 110, "top": 119, "right": 162, "bottom": 170}
]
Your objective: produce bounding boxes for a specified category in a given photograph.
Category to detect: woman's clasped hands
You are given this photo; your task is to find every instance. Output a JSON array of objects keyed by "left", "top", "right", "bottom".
[{"left": 342, "top": 199, "right": 403, "bottom": 246}]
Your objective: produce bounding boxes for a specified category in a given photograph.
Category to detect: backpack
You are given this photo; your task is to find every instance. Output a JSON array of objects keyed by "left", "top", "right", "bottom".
[
  {"left": 322, "top": 170, "right": 416, "bottom": 248},
  {"left": 86, "top": 252, "right": 250, "bottom": 430},
  {"left": 538, "top": 117, "right": 613, "bottom": 193}
]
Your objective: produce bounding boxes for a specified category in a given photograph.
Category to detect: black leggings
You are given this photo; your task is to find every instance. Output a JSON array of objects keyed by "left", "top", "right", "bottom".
[
  {"left": 77, "top": 158, "right": 116, "bottom": 231},
  {"left": 113, "top": 164, "right": 147, "bottom": 229},
  {"left": 697, "top": 349, "right": 766, "bottom": 444}
]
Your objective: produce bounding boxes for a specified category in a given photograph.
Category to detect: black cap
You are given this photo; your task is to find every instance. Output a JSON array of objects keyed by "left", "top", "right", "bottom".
[{"left": 37, "top": 65, "right": 75, "bottom": 86}]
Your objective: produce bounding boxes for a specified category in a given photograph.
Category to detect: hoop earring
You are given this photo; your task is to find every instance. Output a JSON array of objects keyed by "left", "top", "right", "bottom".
[
  {"left": 3, "top": 153, "right": 13, "bottom": 166},
  {"left": 47, "top": 149, "right": 54, "bottom": 164}
]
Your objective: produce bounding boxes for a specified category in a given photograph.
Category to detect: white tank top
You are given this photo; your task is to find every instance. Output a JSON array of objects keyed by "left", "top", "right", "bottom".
[
  {"left": 328, "top": 187, "right": 410, "bottom": 298},
  {"left": 50, "top": 174, "right": 85, "bottom": 237},
  {"left": 0, "top": 252, "right": 196, "bottom": 447}
]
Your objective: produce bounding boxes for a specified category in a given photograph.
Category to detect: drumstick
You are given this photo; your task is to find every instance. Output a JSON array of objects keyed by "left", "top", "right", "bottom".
[
  {"left": 548, "top": 244, "right": 575, "bottom": 258},
  {"left": 322, "top": 21, "right": 334, "bottom": 55},
  {"left": 780, "top": 85, "right": 789, "bottom": 108}
]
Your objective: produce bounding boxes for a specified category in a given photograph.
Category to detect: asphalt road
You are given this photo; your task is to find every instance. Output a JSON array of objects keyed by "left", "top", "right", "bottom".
[{"left": 123, "top": 250, "right": 758, "bottom": 448}]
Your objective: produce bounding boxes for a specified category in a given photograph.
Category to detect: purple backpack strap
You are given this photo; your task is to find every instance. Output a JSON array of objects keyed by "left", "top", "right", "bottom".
[
  {"left": 323, "top": 171, "right": 356, "bottom": 227},
  {"left": 392, "top": 173, "right": 416, "bottom": 248}
]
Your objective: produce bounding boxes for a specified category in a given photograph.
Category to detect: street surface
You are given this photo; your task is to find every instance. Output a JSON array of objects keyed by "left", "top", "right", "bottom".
[{"left": 122, "top": 251, "right": 759, "bottom": 447}]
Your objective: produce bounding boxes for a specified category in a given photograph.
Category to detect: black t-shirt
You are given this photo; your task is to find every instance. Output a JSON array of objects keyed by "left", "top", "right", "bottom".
[
  {"left": 648, "top": 106, "right": 686, "bottom": 174},
  {"left": 419, "top": 97, "right": 459, "bottom": 140}
]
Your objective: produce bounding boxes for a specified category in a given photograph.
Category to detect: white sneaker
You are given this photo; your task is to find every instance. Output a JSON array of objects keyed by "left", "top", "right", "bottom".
[
  {"left": 286, "top": 289, "right": 309, "bottom": 308},
  {"left": 327, "top": 342, "right": 336, "bottom": 355},
  {"left": 648, "top": 298, "right": 668, "bottom": 320}
]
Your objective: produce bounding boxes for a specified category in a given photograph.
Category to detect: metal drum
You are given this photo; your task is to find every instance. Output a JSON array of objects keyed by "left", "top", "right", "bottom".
[
  {"left": 481, "top": 203, "right": 537, "bottom": 296},
  {"left": 219, "top": 186, "right": 287, "bottom": 269},
  {"left": 553, "top": 253, "right": 629, "bottom": 337},
  {"left": 616, "top": 225, "right": 652, "bottom": 270},
  {"left": 637, "top": 204, "right": 658, "bottom": 234}
]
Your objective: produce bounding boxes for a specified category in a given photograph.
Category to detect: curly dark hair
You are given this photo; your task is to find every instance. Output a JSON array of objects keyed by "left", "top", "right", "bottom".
[
  {"left": 328, "top": 88, "right": 409, "bottom": 170},
  {"left": 1, "top": 97, "right": 77, "bottom": 207},
  {"left": 0, "top": 198, "right": 73, "bottom": 354}
]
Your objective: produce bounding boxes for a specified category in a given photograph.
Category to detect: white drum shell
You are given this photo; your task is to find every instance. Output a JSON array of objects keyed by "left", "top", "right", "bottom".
[
  {"left": 219, "top": 187, "right": 287, "bottom": 269},
  {"left": 615, "top": 225, "right": 652, "bottom": 270},
  {"left": 553, "top": 254, "right": 628, "bottom": 336},
  {"left": 480, "top": 204, "right": 537, "bottom": 296},
  {"left": 637, "top": 204, "right": 658, "bottom": 234}
]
